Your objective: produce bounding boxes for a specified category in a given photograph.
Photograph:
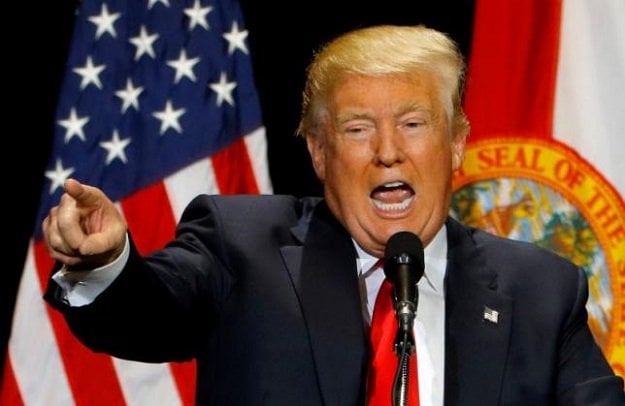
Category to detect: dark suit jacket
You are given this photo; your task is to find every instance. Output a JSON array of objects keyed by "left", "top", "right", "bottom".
[{"left": 46, "top": 195, "right": 624, "bottom": 405}]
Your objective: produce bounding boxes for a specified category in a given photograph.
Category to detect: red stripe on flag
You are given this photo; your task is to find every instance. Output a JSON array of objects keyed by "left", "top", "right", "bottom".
[
  {"left": 120, "top": 182, "right": 196, "bottom": 406},
  {"left": 464, "top": 0, "right": 563, "bottom": 140},
  {"left": 120, "top": 181, "right": 178, "bottom": 254},
  {"left": 169, "top": 362, "right": 197, "bottom": 406},
  {"left": 33, "top": 242, "right": 127, "bottom": 406},
  {"left": 211, "top": 138, "right": 260, "bottom": 194},
  {"left": 0, "top": 355, "right": 24, "bottom": 406}
]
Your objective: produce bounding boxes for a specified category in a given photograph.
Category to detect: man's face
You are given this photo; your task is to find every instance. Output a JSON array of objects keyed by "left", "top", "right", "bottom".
[{"left": 307, "top": 73, "right": 466, "bottom": 257}]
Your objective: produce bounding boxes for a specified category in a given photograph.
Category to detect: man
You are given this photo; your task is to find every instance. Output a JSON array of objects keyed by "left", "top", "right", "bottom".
[{"left": 43, "top": 25, "right": 623, "bottom": 405}]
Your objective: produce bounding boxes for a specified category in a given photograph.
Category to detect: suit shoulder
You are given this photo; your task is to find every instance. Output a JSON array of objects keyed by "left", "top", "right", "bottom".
[
  {"left": 448, "top": 218, "right": 581, "bottom": 287},
  {"left": 445, "top": 216, "right": 568, "bottom": 264},
  {"left": 473, "top": 226, "right": 575, "bottom": 270},
  {"left": 183, "top": 194, "right": 322, "bottom": 224},
  {"left": 450, "top": 220, "right": 586, "bottom": 316}
]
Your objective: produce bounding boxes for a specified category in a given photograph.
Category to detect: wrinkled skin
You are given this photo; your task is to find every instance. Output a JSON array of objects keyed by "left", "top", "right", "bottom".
[{"left": 306, "top": 72, "right": 467, "bottom": 257}]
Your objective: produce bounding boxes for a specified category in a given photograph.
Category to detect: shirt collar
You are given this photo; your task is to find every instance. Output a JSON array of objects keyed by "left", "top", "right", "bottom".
[{"left": 353, "top": 225, "right": 448, "bottom": 293}]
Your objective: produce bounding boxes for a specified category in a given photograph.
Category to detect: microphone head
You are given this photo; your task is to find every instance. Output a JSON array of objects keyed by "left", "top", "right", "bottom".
[{"left": 383, "top": 231, "right": 425, "bottom": 282}]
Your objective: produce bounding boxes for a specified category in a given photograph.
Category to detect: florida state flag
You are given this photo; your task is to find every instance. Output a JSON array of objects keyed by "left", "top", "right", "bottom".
[{"left": 453, "top": 0, "right": 624, "bottom": 377}]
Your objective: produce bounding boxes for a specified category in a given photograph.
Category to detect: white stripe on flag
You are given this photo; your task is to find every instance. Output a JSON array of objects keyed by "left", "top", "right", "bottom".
[
  {"left": 9, "top": 242, "right": 74, "bottom": 405},
  {"left": 243, "top": 127, "right": 273, "bottom": 194},
  {"left": 112, "top": 358, "right": 182, "bottom": 406},
  {"left": 554, "top": 0, "right": 625, "bottom": 195},
  {"left": 164, "top": 158, "right": 220, "bottom": 222}
]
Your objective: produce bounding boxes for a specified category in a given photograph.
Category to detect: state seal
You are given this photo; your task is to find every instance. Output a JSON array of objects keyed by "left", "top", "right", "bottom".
[{"left": 452, "top": 137, "right": 625, "bottom": 376}]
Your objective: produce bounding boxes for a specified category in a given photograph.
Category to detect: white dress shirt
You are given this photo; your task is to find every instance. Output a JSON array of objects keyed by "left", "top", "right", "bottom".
[{"left": 355, "top": 225, "right": 447, "bottom": 406}]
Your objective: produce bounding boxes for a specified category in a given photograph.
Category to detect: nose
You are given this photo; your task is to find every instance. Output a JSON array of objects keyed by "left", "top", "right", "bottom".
[{"left": 373, "top": 125, "right": 405, "bottom": 167}]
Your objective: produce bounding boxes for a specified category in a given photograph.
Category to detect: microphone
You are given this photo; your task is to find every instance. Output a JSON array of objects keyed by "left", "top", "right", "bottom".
[
  {"left": 383, "top": 231, "right": 425, "bottom": 406},
  {"left": 383, "top": 231, "right": 425, "bottom": 352}
]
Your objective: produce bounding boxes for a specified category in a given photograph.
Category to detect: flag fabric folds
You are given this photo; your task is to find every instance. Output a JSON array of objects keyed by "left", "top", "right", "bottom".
[
  {"left": 1, "top": 0, "right": 271, "bottom": 404},
  {"left": 455, "top": 0, "right": 624, "bottom": 377}
]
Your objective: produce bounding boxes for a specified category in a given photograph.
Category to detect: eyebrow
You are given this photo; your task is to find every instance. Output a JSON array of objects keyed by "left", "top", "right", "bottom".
[
  {"left": 334, "top": 103, "right": 434, "bottom": 125},
  {"left": 334, "top": 112, "right": 373, "bottom": 125},
  {"left": 395, "top": 102, "right": 434, "bottom": 118}
]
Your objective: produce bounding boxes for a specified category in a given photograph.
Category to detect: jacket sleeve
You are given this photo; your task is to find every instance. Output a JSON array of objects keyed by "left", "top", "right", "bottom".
[
  {"left": 44, "top": 194, "right": 233, "bottom": 362},
  {"left": 556, "top": 266, "right": 624, "bottom": 404}
]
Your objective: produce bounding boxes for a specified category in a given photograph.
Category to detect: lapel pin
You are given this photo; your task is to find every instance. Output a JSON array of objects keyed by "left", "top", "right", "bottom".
[{"left": 483, "top": 306, "right": 499, "bottom": 324}]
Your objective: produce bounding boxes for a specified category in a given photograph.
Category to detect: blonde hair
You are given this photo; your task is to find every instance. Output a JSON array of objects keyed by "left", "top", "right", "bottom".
[{"left": 297, "top": 25, "right": 470, "bottom": 138}]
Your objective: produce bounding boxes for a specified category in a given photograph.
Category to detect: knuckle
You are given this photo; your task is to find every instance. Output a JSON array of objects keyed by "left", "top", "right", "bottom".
[
  {"left": 59, "top": 194, "right": 71, "bottom": 205},
  {"left": 47, "top": 233, "right": 65, "bottom": 252}
]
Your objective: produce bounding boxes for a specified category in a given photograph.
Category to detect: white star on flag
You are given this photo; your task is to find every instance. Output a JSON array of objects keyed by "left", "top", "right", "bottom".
[
  {"left": 223, "top": 21, "right": 248, "bottom": 55},
  {"left": 99, "top": 130, "right": 132, "bottom": 164},
  {"left": 167, "top": 49, "right": 201, "bottom": 83},
  {"left": 115, "top": 79, "right": 144, "bottom": 113},
  {"left": 147, "top": 0, "right": 170, "bottom": 9},
  {"left": 129, "top": 25, "right": 159, "bottom": 61},
  {"left": 152, "top": 100, "right": 186, "bottom": 134},
  {"left": 88, "top": 3, "right": 121, "bottom": 39},
  {"left": 44, "top": 159, "right": 75, "bottom": 194},
  {"left": 73, "top": 56, "right": 106, "bottom": 90},
  {"left": 57, "top": 108, "right": 90, "bottom": 143},
  {"left": 184, "top": 0, "right": 213, "bottom": 31},
  {"left": 209, "top": 72, "right": 237, "bottom": 106}
]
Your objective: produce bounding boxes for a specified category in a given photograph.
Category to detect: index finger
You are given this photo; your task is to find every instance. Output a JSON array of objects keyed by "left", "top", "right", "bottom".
[{"left": 64, "top": 179, "right": 103, "bottom": 208}]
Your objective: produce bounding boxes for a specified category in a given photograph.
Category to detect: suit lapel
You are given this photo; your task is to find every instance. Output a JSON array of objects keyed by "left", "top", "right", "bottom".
[
  {"left": 444, "top": 218, "right": 512, "bottom": 406},
  {"left": 281, "top": 201, "right": 368, "bottom": 405}
]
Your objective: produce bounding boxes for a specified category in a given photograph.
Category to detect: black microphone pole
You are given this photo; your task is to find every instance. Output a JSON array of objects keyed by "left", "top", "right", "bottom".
[{"left": 384, "top": 232, "right": 424, "bottom": 406}]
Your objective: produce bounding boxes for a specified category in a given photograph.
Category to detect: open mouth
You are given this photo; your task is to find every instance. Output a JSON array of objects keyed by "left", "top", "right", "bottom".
[{"left": 370, "top": 181, "right": 415, "bottom": 212}]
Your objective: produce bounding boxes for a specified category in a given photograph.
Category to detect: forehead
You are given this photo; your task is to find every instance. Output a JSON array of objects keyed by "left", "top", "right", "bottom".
[{"left": 327, "top": 72, "right": 440, "bottom": 113}]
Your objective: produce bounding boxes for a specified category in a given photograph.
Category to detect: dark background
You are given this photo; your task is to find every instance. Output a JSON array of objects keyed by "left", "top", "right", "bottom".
[{"left": 5, "top": 0, "right": 475, "bottom": 365}]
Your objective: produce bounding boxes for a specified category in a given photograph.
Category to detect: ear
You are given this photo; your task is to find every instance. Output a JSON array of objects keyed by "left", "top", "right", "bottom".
[
  {"left": 450, "top": 130, "right": 467, "bottom": 171},
  {"left": 306, "top": 132, "right": 326, "bottom": 182}
]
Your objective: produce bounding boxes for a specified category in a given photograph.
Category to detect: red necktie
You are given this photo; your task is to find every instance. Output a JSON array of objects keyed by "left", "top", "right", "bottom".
[{"left": 367, "top": 279, "right": 419, "bottom": 405}]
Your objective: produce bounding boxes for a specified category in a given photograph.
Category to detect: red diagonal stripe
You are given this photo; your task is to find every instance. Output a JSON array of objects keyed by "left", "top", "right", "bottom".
[
  {"left": 0, "top": 355, "right": 24, "bottom": 406},
  {"left": 169, "top": 362, "right": 197, "bottom": 406},
  {"left": 211, "top": 138, "right": 260, "bottom": 194},
  {"left": 120, "top": 181, "right": 178, "bottom": 255}
]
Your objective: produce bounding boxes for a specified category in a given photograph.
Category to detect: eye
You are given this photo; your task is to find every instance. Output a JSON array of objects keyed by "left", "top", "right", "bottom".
[
  {"left": 401, "top": 120, "right": 425, "bottom": 133},
  {"left": 346, "top": 125, "right": 367, "bottom": 134},
  {"left": 399, "top": 113, "right": 428, "bottom": 134},
  {"left": 340, "top": 121, "right": 374, "bottom": 139},
  {"left": 405, "top": 120, "right": 423, "bottom": 129}
]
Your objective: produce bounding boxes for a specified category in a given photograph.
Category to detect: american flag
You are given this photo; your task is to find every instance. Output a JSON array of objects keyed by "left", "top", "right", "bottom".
[{"left": 2, "top": 0, "right": 271, "bottom": 404}]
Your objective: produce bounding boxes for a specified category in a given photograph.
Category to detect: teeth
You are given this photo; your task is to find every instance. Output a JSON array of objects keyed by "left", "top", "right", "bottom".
[
  {"left": 372, "top": 196, "right": 414, "bottom": 211},
  {"left": 383, "top": 181, "right": 404, "bottom": 188}
]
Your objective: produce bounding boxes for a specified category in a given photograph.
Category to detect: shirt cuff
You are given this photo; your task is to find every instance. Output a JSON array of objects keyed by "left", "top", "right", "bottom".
[{"left": 51, "top": 234, "right": 130, "bottom": 307}]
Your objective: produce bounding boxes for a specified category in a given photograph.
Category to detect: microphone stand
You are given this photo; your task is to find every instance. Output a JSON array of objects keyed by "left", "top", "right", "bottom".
[{"left": 391, "top": 297, "right": 416, "bottom": 406}]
